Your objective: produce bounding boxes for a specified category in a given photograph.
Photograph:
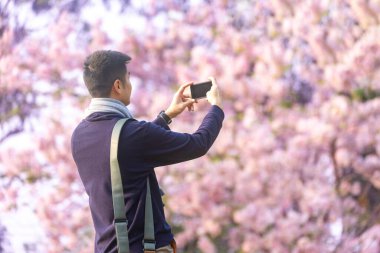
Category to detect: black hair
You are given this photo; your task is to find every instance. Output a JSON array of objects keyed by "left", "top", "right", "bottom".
[{"left": 83, "top": 50, "right": 131, "bottom": 97}]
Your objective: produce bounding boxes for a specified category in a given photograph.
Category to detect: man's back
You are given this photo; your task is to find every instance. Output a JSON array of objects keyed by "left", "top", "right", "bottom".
[
  {"left": 71, "top": 112, "right": 173, "bottom": 252},
  {"left": 71, "top": 106, "right": 224, "bottom": 252}
]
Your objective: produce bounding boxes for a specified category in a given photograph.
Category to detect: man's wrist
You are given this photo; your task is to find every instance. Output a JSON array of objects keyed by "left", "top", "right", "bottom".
[
  {"left": 159, "top": 110, "right": 172, "bottom": 124},
  {"left": 211, "top": 101, "right": 222, "bottom": 108},
  {"left": 164, "top": 109, "right": 176, "bottom": 119}
]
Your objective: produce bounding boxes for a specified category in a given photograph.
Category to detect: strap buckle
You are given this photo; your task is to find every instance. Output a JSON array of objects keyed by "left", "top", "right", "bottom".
[{"left": 143, "top": 239, "right": 156, "bottom": 251}]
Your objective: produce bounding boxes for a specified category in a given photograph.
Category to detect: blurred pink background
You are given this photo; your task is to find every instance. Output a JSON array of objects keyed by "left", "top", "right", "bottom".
[{"left": 1, "top": 0, "right": 380, "bottom": 252}]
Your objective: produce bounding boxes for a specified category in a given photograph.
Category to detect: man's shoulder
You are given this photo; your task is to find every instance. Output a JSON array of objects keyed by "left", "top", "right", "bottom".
[
  {"left": 71, "top": 120, "right": 86, "bottom": 140},
  {"left": 118, "top": 119, "right": 171, "bottom": 146},
  {"left": 71, "top": 114, "right": 125, "bottom": 141},
  {"left": 123, "top": 118, "right": 154, "bottom": 131}
]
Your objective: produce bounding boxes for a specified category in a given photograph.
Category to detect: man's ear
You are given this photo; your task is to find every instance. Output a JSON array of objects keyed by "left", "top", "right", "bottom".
[{"left": 113, "top": 79, "right": 122, "bottom": 94}]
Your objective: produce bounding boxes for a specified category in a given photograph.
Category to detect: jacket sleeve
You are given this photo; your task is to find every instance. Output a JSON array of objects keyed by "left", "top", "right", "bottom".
[{"left": 134, "top": 105, "right": 224, "bottom": 167}]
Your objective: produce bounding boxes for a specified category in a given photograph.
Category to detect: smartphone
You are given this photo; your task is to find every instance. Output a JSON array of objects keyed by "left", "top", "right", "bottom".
[{"left": 190, "top": 81, "right": 212, "bottom": 99}]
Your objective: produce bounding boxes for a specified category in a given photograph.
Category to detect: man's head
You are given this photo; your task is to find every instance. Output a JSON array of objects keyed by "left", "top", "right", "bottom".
[{"left": 83, "top": 50, "right": 132, "bottom": 105}]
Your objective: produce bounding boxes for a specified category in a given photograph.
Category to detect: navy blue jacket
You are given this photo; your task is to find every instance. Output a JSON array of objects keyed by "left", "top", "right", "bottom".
[{"left": 71, "top": 105, "right": 224, "bottom": 253}]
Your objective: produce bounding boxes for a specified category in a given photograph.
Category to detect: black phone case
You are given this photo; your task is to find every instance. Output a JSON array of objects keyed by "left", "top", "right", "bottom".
[{"left": 190, "top": 81, "right": 212, "bottom": 99}]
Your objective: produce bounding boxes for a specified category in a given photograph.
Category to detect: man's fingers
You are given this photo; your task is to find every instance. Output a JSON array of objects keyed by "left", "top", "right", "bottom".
[
  {"left": 177, "top": 82, "right": 193, "bottom": 95},
  {"left": 183, "top": 98, "right": 196, "bottom": 108},
  {"left": 208, "top": 76, "right": 217, "bottom": 87},
  {"left": 184, "top": 98, "right": 196, "bottom": 104},
  {"left": 187, "top": 104, "right": 194, "bottom": 111}
]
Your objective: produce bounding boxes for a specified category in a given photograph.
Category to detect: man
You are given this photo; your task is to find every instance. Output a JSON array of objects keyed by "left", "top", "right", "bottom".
[{"left": 71, "top": 50, "right": 224, "bottom": 253}]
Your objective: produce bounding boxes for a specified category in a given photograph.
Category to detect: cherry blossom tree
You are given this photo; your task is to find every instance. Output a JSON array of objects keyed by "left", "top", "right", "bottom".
[{"left": 1, "top": 0, "right": 380, "bottom": 252}]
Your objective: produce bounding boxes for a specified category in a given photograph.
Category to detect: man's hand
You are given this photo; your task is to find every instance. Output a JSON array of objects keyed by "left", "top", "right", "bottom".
[
  {"left": 165, "top": 82, "right": 197, "bottom": 119},
  {"left": 206, "top": 77, "right": 222, "bottom": 108}
]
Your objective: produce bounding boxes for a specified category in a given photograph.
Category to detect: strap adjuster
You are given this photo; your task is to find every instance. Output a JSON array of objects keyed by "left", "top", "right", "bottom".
[
  {"left": 143, "top": 239, "right": 156, "bottom": 251},
  {"left": 114, "top": 218, "right": 127, "bottom": 224}
]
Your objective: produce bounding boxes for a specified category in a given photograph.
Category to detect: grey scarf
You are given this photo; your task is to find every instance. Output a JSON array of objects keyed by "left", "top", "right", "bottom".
[{"left": 84, "top": 98, "right": 133, "bottom": 118}]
